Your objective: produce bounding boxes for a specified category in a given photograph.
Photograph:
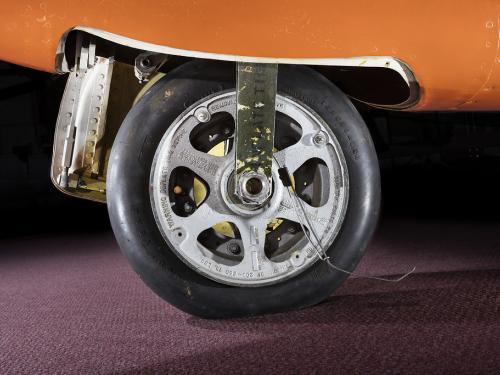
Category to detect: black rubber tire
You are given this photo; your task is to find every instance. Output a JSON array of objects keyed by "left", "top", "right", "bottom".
[{"left": 107, "top": 60, "right": 380, "bottom": 318}]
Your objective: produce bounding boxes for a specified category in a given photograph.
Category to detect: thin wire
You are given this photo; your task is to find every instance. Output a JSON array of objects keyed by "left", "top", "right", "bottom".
[{"left": 273, "top": 154, "right": 415, "bottom": 283}]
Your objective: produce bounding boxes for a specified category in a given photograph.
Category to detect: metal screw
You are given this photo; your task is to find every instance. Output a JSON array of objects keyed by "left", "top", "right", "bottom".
[
  {"left": 228, "top": 243, "right": 241, "bottom": 255},
  {"left": 183, "top": 202, "right": 194, "bottom": 213},
  {"left": 194, "top": 107, "right": 211, "bottom": 123},
  {"left": 313, "top": 132, "right": 327, "bottom": 146}
]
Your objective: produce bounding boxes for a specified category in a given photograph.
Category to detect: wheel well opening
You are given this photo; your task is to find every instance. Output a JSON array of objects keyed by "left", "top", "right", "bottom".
[
  {"left": 315, "top": 65, "right": 418, "bottom": 109},
  {"left": 57, "top": 29, "right": 419, "bottom": 111}
]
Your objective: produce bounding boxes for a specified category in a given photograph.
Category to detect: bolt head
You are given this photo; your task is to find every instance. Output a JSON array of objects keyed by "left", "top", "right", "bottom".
[
  {"left": 194, "top": 107, "right": 211, "bottom": 123},
  {"left": 183, "top": 202, "right": 194, "bottom": 213},
  {"left": 313, "top": 132, "right": 327, "bottom": 146},
  {"left": 228, "top": 243, "right": 241, "bottom": 255}
]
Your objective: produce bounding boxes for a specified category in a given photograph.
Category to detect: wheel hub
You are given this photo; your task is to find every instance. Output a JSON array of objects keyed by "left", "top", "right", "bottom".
[
  {"left": 221, "top": 161, "right": 283, "bottom": 217},
  {"left": 236, "top": 171, "right": 271, "bottom": 206}
]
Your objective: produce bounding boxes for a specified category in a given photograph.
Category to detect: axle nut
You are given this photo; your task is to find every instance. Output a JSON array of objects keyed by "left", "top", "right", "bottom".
[{"left": 237, "top": 171, "right": 271, "bottom": 205}]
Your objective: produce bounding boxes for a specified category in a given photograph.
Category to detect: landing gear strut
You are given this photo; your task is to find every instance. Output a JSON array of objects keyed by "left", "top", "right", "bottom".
[{"left": 234, "top": 63, "right": 278, "bottom": 207}]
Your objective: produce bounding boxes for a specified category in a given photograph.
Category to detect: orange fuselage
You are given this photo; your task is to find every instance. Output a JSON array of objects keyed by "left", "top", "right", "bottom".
[{"left": 2, "top": 0, "right": 500, "bottom": 110}]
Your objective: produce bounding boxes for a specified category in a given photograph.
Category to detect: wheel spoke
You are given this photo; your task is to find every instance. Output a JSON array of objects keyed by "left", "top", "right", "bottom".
[
  {"left": 177, "top": 200, "right": 233, "bottom": 239},
  {"left": 168, "top": 117, "right": 230, "bottom": 190},
  {"left": 275, "top": 142, "right": 318, "bottom": 174},
  {"left": 277, "top": 194, "right": 331, "bottom": 235},
  {"left": 237, "top": 218, "right": 271, "bottom": 272},
  {"left": 272, "top": 107, "right": 317, "bottom": 168}
]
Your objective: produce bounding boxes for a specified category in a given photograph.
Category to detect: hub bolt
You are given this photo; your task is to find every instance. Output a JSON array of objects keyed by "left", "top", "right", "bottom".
[
  {"left": 313, "top": 132, "right": 327, "bottom": 146},
  {"left": 194, "top": 107, "right": 211, "bottom": 123},
  {"left": 228, "top": 243, "right": 241, "bottom": 255},
  {"left": 183, "top": 202, "right": 194, "bottom": 213}
]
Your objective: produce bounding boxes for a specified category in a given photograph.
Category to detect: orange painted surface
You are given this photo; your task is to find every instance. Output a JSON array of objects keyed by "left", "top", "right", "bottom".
[{"left": 1, "top": 1, "right": 500, "bottom": 110}]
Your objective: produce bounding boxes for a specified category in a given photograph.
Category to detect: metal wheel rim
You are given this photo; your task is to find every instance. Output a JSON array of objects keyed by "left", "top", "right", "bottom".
[{"left": 150, "top": 91, "right": 349, "bottom": 286}]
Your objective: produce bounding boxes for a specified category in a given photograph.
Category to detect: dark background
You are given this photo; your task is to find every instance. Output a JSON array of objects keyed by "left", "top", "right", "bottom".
[
  {"left": 2, "top": 61, "right": 500, "bottom": 238},
  {"left": 0, "top": 62, "right": 108, "bottom": 237}
]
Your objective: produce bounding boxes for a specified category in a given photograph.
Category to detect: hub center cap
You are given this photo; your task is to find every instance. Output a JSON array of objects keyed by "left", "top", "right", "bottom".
[
  {"left": 221, "top": 163, "right": 282, "bottom": 216},
  {"left": 236, "top": 171, "right": 271, "bottom": 206}
]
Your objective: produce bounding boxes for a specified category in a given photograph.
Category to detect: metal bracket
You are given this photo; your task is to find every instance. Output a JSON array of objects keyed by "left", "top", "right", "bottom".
[
  {"left": 75, "top": 33, "right": 97, "bottom": 73},
  {"left": 51, "top": 53, "right": 113, "bottom": 200},
  {"left": 51, "top": 36, "right": 143, "bottom": 202},
  {"left": 234, "top": 62, "right": 278, "bottom": 206},
  {"left": 134, "top": 52, "right": 168, "bottom": 83},
  {"left": 52, "top": 35, "right": 111, "bottom": 192}
]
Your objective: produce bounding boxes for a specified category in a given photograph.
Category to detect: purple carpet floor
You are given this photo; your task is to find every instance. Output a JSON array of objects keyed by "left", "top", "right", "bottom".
[{"left": 1, "top": 218, "right": 500, "bottom": 374}]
